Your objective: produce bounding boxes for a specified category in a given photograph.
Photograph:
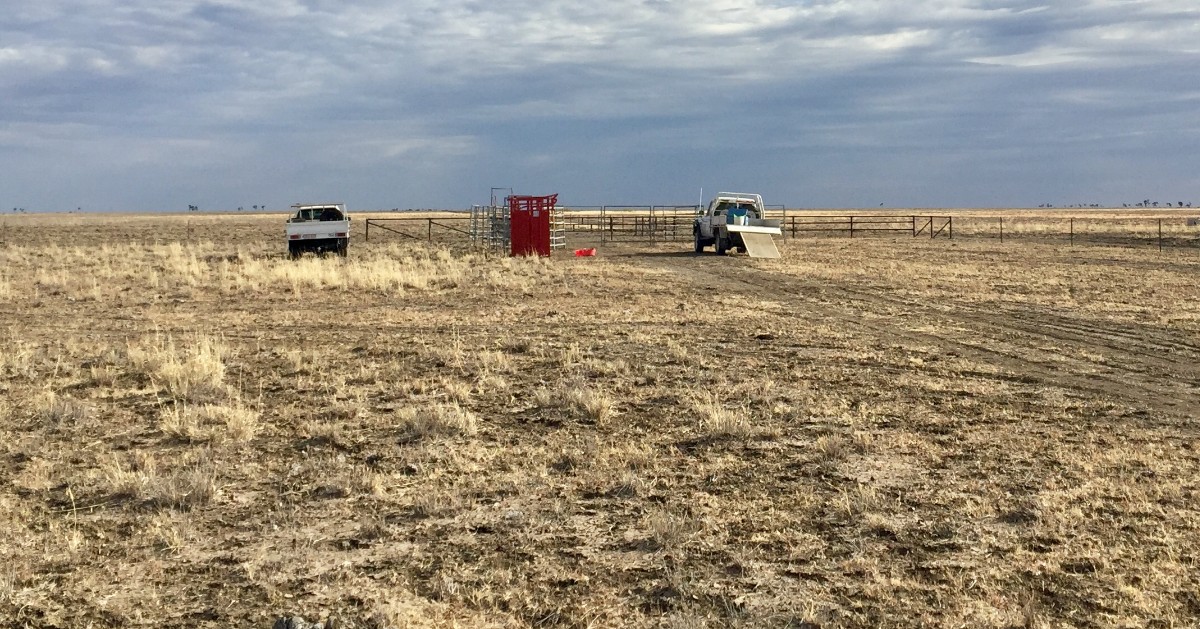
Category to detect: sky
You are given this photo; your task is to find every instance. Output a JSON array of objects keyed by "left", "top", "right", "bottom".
[{"left": 2, "top": 0, "right": 1198, "bottom": 212}]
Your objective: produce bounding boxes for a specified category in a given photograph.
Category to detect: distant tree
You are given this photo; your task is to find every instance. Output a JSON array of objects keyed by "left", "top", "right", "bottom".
[
  {"left": 1153, "top": 202, "right": 1159, "bottom": 207},
  {"left": 1179, "top": 202, "right": 1185, "bottom": 208},
  {"left": 252, "top": 205, "right": 258, "bottom": 210},
  {"left": 238, "top": 206, "right": 243, "bottom": 211}
]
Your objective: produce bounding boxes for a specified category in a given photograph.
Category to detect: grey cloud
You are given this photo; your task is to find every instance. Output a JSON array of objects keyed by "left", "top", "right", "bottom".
[{"left": 1, "top": 0, "right": 1197, "bottom": 211}]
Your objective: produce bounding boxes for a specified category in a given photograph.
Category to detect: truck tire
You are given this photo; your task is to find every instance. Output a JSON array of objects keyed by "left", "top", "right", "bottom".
[
  {"left": 288, "top": 242, "right": 300, "bottom": 259},
  {"left": 694, "top": 234, "right": 704, "bottom": 254},
  {"left": 337, "top": 239, "right": 348, "bottom": 257},
  {"left": 716, "top": 236, "right": 728, "bottom": 255}
]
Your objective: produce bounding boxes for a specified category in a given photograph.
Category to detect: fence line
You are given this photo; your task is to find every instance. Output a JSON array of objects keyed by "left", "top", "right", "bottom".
[
  {"left": 365, "top": 212, "right": 954, "bottom": 244},
  {"left": 779, "top": 215, "right": 952, "bottom": 239},
  {"left": 984, "top": 216, "right": 1197, "bottom": 250},
  {"left": 362, "top": 211, "right": 1199, "bottom": 251}
]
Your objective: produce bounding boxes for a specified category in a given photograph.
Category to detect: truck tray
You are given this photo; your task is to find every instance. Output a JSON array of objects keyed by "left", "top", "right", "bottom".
[{"left": 725, "top": 224, "right": 783, "bottom": 235}]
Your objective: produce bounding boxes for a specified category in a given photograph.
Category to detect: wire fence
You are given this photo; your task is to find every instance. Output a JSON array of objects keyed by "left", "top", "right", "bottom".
[
  {"left": 360, "top": 209, "right": 1200, "bottom": 252},
  {"left": 955, "top": 216, "right": 1200, "bottom": 250}
]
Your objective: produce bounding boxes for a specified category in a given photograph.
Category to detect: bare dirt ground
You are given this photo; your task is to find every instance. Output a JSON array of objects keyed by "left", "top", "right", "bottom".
[{"left": 1, "top": 213, "right": 1198, "bottom": 628}]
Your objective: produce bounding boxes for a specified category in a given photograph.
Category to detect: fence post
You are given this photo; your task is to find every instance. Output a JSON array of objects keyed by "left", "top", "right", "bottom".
[
  {"left": 428, "top": 219, "right": 433, "bottom": 242},
  {"left": 1159, "top": 218, "right": 1163, "bottom": 252},
  {"left": 849, "top": 216, "right": 855, "bottom": 239},
  {"left": 912, "top": 216, "right": 917, "bottom": 237},
  {"left": 949, "top": 216, "right": 952, "bottom": 240},
  {"left": 1070, "top": 218, "right": 1074, "bottom": 246},
  {"left": 999, "top": 217, "right": 1003, "bottom": 243},
  {"left": 365, "top": 219, "right": 370, "bottom": 242}
]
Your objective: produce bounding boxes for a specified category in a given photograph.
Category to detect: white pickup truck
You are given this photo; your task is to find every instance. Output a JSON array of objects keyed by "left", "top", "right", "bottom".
[
  {"left": 693, "top": 192, "right": 782, "bottom": 257},
  {"left": 286, "top": 203, "right": 350, "bottom": 258}
]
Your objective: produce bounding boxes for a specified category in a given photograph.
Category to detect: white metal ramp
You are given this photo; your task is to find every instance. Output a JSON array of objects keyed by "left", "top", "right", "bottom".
[{"left": 739, "top": 232, "right": 780, "bottom": 258}]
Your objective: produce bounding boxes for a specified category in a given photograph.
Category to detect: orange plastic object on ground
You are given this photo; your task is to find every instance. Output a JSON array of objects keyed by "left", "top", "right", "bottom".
[{"left": 574, "top": 248, "right": 597, "bottom": 257}]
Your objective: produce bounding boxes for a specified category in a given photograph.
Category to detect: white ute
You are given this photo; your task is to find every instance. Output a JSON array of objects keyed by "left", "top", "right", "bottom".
[
  {"left": 286, "top": 203, "right": 350, "bottom": 258},
  {"left": 693, "top": 192, "right": 782, "bottom": 258}
]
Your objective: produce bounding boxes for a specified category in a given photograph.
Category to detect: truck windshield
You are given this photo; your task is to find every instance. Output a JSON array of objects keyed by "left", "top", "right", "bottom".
[{"left": 293, "top": 208, "right": 343, "bottom": 221}]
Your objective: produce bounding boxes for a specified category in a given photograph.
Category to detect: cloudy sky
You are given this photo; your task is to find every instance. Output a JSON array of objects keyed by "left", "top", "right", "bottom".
[{"left": 2, "top": 1, "right": 1198, "bottom": 211}]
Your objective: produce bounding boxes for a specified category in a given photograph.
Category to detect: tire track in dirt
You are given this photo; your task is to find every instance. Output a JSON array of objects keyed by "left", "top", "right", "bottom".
[
  {"left": 824, "top": 284, "right": 1200, "bottom": 374},
  {"left": 647, "top": 256, "right": 1200, "bottom": 420},
  {"left": 819, "top": 283, "right": 1200, "bottom": 399}
]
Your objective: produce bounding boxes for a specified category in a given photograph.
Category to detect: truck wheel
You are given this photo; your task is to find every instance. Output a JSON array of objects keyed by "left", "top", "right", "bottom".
[
  {"left": 288, "top": 242, "right": 300, "bottom": 259},
  {"left": 337, "top": 239, "right": 348, "bottom": 257},
  {"left": 716, "top": 237, "right": 728, "bottom": 255},
  {"left": 694, "top": 235, "right": 704, "bottom": 254}
]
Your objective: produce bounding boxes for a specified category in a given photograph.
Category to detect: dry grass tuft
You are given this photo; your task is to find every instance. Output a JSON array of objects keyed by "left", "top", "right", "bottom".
[
  {"left": 33, "top": 390, "right": 92, "bottom": 426},
  {"left": 532, "top": 387, "right": 555, "bottom": 408},
  {"left": 473, "top": 350, "right": 513, "bottom": 375},
  {"left": 159, "top": 404, "right": 203, "bottom": 442},
  {"left": 397, "top": 403, "right": 479, "bottom": 440},
  {"left": 102, "top": 451, "right": 217, "bottom": 510},
  {"left": 557, "top": 343, "right": 584, "bottom": 368},
  {"left": 147, "top": 512, "right": 192, "bottom": 554},
  {"left": 611, "top": 470, "right": 646, "bottom": 497},
  {"left": 442, "top": 379, "right": 473, "bottom": 404},
  {"left": 645, "top": 509, "right": 701, "bottom": 552},
  {"left": 835, "top": 483, "right": 884, "bottom": 517},
  {"left": 692, "top": 394, "right": 755, "bottom": 439},
  {"left": 160, "top": 401, "right": 259, "bottom": 443},
  {"left": 0, "top": 340, "right": 38, "bottom": 379},
  {"left": 299, "top": 418, "right": 349, "bottom": 449},
  {"left": 564, "top": 386, "right": 614, "bottom": 424},
  {"left": 0, "top": 570, "right": 15, "bottom": 606},
  {"left": 153, "top": 458, "right": 219, "bottom": 510},
  {"left": 813, "top": 435, "right": 848, "bottom": 462},
  {"left": 127, "top": 334, "right": 229, "bottom": 401},
  {"left": 410, "top": 485, "right": 465, "bottom": 518},
  {"left": 101, "top": 452, "right": 159, "bottom": 500}
]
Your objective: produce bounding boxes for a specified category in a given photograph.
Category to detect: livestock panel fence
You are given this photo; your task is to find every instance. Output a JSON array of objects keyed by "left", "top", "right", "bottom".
[
  {"left": 778, "top": 215, "right": 952, "bottom": 239},
  {"left": 555, "top": 206, "right": 703, "bottom": 243},
  {"left": 363, "top": 209, "right": 955, "bottom": 245},
  {"left": 956, "top": 216, "right": 1200, "bottom": 250},
  {"left": 362, "top": 209, "right": 1200, "bottom": 251}
]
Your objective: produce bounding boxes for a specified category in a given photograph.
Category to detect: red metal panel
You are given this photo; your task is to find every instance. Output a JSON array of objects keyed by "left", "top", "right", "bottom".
[{"left": 509, "top": 194, "right": 557, "bottom": 257}]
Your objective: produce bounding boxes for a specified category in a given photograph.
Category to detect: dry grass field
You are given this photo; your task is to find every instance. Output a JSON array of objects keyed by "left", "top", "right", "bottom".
[{"left": 1, "top": 212, "right": 1198, "bottom": 628}]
